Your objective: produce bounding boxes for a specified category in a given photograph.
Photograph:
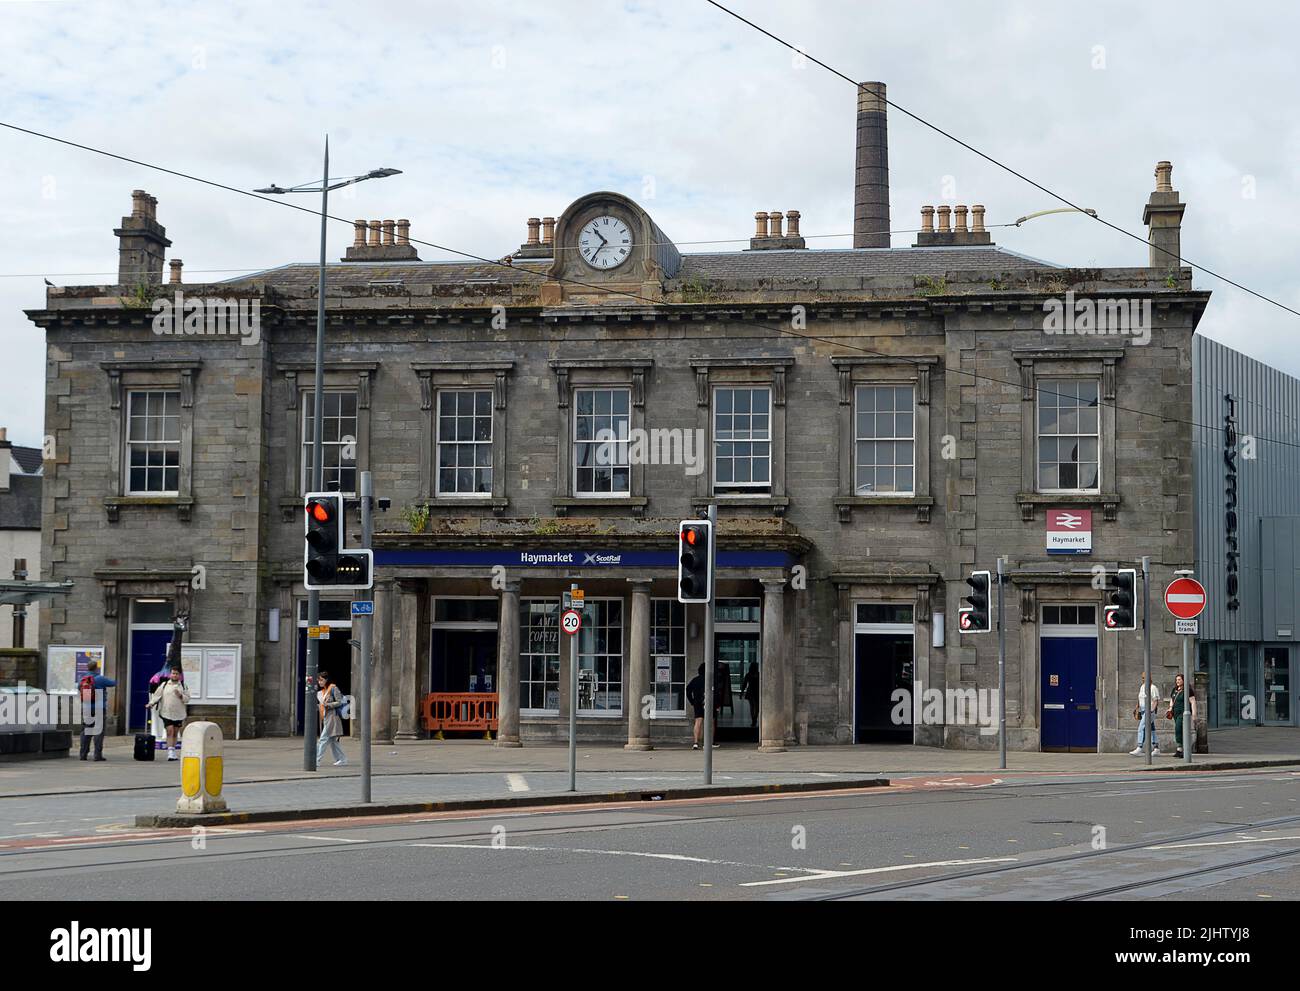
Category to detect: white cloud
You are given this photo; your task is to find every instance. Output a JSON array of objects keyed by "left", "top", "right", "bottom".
[{"left": 1, "top": 0, "right": 1298, "bottom": 445}]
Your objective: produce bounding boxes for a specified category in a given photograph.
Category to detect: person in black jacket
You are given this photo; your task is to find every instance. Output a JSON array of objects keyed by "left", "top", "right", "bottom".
[{"left": 686, "top": 665, "right": 705, "bottom": 749}]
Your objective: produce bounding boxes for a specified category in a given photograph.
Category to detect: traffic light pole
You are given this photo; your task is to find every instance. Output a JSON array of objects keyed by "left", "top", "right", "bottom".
[
  {"left": 568, "top": 581, "right": 578, "bottom": 792},
  {"left": 703, "top": 503, "right": 717, "bottom": 786},
  {"left": 1142, "top": 555, "right": 1152, "bottom": 767},
  {"left": 996, "top": 556, "right": 1007, "bottom": 771},
  {"left": 359, "top": 472, "right": 373, "bottom": 803},
  {"left": 303, "top": 139, "right": 331, "bottom": 773}
]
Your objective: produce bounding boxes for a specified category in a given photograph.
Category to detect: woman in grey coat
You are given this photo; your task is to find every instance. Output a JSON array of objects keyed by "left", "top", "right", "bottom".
[{"left": 315, "top": 671, "right": 348, "bottom": 766}]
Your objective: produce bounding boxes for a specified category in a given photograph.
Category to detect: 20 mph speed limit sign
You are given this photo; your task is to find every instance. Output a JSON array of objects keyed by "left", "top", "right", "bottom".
[{"left": 561, "top": 609, "right": 582, "bottom": 635}]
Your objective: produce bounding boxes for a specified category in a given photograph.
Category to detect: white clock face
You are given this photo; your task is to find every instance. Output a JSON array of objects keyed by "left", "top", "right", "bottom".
[{"left": 578, "top": 215, "right": 633, "bottom": 270}]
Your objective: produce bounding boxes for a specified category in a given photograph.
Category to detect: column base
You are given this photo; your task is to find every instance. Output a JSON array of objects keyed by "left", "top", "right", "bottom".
[
  {"left": 494, "top": 737, "right": 523, "bottom": 748},
  {"left": 394, "top": 731, "right": 420, "bottom": 741},
  {"left": 758, "top": 742, "right": 787, "bottom": 753},
  {"left": 623, "top": 741, "right": 654, "bottom": 751}
]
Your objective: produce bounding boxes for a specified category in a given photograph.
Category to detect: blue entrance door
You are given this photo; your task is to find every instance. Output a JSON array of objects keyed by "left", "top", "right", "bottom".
[
  {"left": 1040, "top": 637, "right": 1098, "bottom": 752},
  {"left": 129, "top": 629, "right": 173, "bottom": 732}
]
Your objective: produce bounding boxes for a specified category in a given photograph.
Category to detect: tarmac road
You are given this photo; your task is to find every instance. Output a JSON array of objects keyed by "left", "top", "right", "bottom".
[{"left": 2, "top": 768, "right": 1297, "bottom": 901}]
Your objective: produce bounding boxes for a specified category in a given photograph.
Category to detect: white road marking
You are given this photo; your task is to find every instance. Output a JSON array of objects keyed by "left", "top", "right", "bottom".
[
  {"left": 740, "top": 856, "right": 1019, "bottom": 887},
  {"left": 506, "top": 774, "right": 530, "bottom": 793},
  {"left": 411, "top": 842, "right": 820, "bottom": 874},
  {"left": 289, "top": 834, "right": 365, "bottom": 843},
  {"left": 1149, "top": 834, "right": 1300, "bottom": 851}
]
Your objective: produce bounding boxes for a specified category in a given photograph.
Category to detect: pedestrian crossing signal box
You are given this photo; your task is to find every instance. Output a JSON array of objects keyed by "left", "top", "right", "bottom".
[
  {"left": 959, "top": 570, "right": 991, "bottom": 634},
  {"left": 303, "top": 492, "right": 374, "bottom": 591}
]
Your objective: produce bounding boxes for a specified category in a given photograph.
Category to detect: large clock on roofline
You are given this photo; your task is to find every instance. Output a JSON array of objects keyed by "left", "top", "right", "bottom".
[{"left": 577, "top": 215, "right": 633, "bottom": 270}]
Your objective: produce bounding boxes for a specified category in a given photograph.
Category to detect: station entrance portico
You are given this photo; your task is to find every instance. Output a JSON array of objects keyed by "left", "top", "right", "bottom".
[{"left": 375, "top": 531, "right": 805, "bottom": 749}]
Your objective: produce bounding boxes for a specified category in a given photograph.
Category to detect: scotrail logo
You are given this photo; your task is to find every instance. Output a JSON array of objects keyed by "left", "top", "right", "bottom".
[
  {"left": 151, "top": 290, "right": 261, "bottom": 345},
  {"left": 1043, "top": 292, "right": 1151, "bottom": 345}
]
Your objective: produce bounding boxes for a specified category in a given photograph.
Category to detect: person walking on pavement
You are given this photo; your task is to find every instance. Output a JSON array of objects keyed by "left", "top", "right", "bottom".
[
  {"left": 740, "top": 661, "right": 760, "bottom": 730},
  {"left": 78, "top": 659, "right": 116, "bottom": 762},
  {"left": 149, "top": 666, "right": 190, "bottom": 761},
  {"left": 686, "top": 664, "right": 706, "bottom": 750},
  {"left": 315, "top": 670, "right": 348, "bottom": 766},
  {"left": 1130, "top": 671, "right": 1162, "bottom": 756},
  {"left": 1166, "top": 672, "right": 1196, "bottom": 759}
]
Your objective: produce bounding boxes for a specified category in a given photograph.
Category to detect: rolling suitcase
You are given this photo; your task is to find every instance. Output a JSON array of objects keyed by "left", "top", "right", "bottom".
[{"left": 134, "top": 734, "right": 156, "bottom": 761}]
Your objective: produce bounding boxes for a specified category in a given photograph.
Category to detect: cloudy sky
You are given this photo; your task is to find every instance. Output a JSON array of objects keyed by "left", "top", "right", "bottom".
[{"left": 2, "top": 0, "right": 1298, "bottom": 448}]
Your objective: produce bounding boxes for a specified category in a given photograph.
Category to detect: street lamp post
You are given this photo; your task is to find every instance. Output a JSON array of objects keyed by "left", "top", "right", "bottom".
[{"left": 256, "top": 140, "right": 400, "bottom": 771}]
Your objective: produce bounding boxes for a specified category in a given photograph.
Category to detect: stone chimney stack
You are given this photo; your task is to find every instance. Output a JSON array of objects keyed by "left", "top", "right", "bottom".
[
  {"left": 169, "top": 259, "right": 184, "bottom": 284},
  {"left": 342, "top": 217, "right": 419, "bottom": 261},
  {"left": 1143, "top": 160, "right": 1186, "bottom": 271},
  {"left": 114, "top": 189, "right": 171, "bottom": 285},
  {"left": 516, "top": 216, "right": 553, "bottom": 258},
  {"left": 747, "top": 209, "right": 807, "bottom": 250},
  {"left": 912, "top": 203, "right": 993, "bottom": 246},
  {"left": 853, "top": 81, "right": 890, "bottom": 248}
]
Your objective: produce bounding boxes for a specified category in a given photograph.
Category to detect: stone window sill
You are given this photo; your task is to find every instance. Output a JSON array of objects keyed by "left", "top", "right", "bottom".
[
  {"left": 1016, "top": 492, "right": 1120, "bottom": 522},
  {"left": 692, "top": 494, "right": 790, "bottom": 517},
  {"left": 553, "top": 496, "right": 649, "bottom": 518},
  {"left": 834, "top": 495, "right": 933, "bottom": 524},
  {"left": 104, "top": 496, "right": 194, "bottom": 523}
]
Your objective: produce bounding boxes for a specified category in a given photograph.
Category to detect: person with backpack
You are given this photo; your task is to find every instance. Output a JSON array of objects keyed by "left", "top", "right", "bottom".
[
  {"left": 148, "top": 667, "right": 191, "bottom": 761},
  {"left": 148, "top": 661, "right": 185, "bottom": 750},
  {"left": 78, "top": 659, "right": 117, "bottom": 762},
  {"left": 315, "top": 670, "right": 348, "bottom": 767}
]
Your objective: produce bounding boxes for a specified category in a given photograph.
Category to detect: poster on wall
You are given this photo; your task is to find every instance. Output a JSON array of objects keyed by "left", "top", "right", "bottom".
[
  {"left": 45, "top": 646, "right": 105, "bottom": 693},
  {"left": 180, "top": 648, "right": 204, "bottom": 698},
  {"left": 204, "top": 649, "right": 238, "bottom": 700},
  {"left": 654, "top": 655, "right": 672, "bottom": 684}
]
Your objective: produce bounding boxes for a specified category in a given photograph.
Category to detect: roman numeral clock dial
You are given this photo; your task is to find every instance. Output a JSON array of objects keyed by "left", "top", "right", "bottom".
[{"left": 578, "top": 215, "right": 633, "bottom": 270}]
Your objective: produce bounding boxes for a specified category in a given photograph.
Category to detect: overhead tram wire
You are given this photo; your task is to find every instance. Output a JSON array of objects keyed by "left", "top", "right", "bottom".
[
  {"left": 3, "top": 119, "right": 1299, "bottom": 453},
  {"left": 701, "top": 0, "right": 1300, "bottom": 322}
]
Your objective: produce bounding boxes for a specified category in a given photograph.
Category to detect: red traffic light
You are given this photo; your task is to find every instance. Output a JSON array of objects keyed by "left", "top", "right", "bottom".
[
  {"left": 682, "top": 527, "right": 699, "bottom": 546},
  {"left": 308, "top": 500, "right": 333, "bottom": 523}
]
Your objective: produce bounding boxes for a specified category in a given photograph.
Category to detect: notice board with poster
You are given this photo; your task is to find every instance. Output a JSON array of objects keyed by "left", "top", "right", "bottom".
[
  {"left": 178, "top": 644, "right": 242, "bottom": 738},
  {"left": 45, "top": 646, "right": 105, "bottom": 694}
]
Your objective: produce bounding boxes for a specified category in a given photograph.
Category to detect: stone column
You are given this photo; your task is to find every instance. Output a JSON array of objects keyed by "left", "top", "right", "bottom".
[
  {"left": 759, "top": 579, "right": 787, "bottom": 752},
  {"left": 495, "top": 580, "right": 522, "bottom": 747},
  {"left": 395, "top": 579, "right": 423, "bottom": 740},
  {"left": 372, "top": 579, "right": 394, "bottom": 744},
  {"left": 625, "top": 579, "right": 653, "bottom": 750}
]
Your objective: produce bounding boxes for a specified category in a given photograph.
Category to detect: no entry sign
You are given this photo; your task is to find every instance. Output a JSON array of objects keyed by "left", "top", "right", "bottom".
[{"left": 1164, "top": 577, "right": 1207, "bottom": 620}]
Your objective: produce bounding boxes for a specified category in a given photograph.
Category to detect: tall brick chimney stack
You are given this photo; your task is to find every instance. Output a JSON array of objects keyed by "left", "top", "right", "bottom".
[
  {"left": 853, "top": 81, "right": 890, "bottom": 249},
  {"left": 114, "top": 189, "right": 171, "bottom": 286},
  {"left": 1143, "top": 160, "right": 1186, "bottom": 271}
]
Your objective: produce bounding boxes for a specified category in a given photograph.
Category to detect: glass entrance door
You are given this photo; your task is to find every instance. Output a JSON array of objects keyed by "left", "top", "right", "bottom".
[
  {"left": 1215, "top": 644, "right": 1253, "bottom": 727},
  {"left": 1262, "top": 647, "right": 1292, "bottom": 724},
  {"left": 715, "top": 633, "right": 759, "bottom": 739}
]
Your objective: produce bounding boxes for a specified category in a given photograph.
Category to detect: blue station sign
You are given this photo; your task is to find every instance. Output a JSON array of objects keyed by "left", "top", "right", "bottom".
[{"left": 374, "top": 548, "right": 795, "bottom": 569}]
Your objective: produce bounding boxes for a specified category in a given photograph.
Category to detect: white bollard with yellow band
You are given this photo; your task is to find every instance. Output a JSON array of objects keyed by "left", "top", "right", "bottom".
[{"left": 176, "top": 721, "right": 228, "bottom": 814}]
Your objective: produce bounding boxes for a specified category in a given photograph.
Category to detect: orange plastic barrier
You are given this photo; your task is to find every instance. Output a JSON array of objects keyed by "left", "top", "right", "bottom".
[{"left": 421, "top": 693, "right": 499, "bottom": 733}]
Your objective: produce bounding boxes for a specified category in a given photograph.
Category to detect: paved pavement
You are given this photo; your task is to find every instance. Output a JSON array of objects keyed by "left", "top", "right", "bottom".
[
  {"left": 0, "top": 727, "right": 1293, "bottom": 840},
  {"left": 3, "top": 726, "right": 1295, "bottom": 800},
  {"left": 3, "top": 767, "right": 1297, "bottom": 901}
]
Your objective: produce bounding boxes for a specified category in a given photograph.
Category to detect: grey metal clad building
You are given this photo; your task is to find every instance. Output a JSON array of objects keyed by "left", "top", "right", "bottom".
[{"left": 1193, "top": 335, "right": 1300, "bottom": 728}]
